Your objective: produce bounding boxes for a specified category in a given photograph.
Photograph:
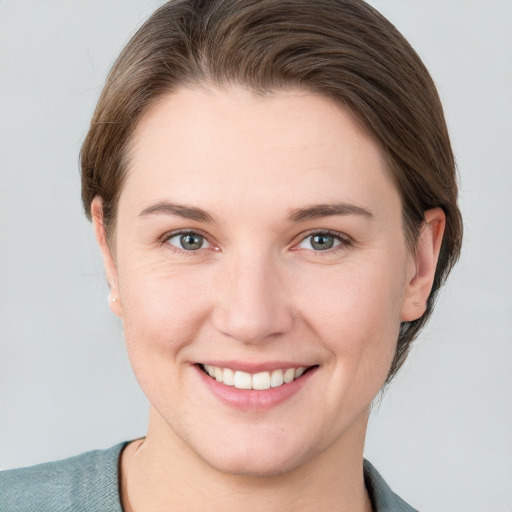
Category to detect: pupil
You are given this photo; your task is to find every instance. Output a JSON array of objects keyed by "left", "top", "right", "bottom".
[
  {"left": 181, "top": 234, "right": 203, "bottom": 250},
  {"left": 312, "top": 234, "right": 334, "bottom": 250}
]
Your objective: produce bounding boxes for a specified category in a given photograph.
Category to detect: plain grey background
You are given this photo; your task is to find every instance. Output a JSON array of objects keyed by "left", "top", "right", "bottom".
[{"left": 1, "top": 1, "right": 511, "bottom": 511}]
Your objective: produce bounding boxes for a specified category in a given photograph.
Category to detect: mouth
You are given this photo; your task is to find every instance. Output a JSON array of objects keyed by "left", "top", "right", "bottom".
[{"left": 198, "top": 363, "right": 317, "bottom": 391}]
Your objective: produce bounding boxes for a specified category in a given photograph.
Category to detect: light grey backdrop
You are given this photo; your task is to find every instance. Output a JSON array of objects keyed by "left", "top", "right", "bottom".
[{"left": 1, "top": 1, "right": 511, "bottom": 511}]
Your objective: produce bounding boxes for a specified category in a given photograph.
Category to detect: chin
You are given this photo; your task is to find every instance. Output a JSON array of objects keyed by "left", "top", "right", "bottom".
[
  {"left": 203, "top": 444, "right": 306, "bottom": 478},
  {"left": 174, "top": 419, "right": 315, "bottom": 478}
]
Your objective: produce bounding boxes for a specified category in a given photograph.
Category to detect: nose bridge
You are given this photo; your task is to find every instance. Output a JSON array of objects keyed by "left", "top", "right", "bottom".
[{"left": 213, "top": 247, "right": 293, "bottom": 344}]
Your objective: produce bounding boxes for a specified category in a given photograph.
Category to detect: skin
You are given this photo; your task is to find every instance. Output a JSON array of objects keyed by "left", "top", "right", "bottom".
[{"left": 92, "top": 86, "right": 445, "bottom": 512}]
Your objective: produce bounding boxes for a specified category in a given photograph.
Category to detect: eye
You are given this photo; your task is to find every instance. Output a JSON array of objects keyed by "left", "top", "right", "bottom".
[
  {"left": 165, "top": 231, "right": 212, "bottom": 251},
  {"left": 296, "top": 231, "right": 347, "bottom": 251}
]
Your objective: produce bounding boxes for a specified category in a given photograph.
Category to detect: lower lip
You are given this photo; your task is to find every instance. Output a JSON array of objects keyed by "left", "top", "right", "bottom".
[{"left": 195, "top": 365, "right": 317, "bottom": 411}]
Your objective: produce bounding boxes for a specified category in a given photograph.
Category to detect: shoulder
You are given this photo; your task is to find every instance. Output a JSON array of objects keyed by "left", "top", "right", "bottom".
[
  {"left": 364, "top": 459, "right": 420, "bottom": 512},
  {"left": 0, "top": 442, "right": 128, "bottom": 512}
]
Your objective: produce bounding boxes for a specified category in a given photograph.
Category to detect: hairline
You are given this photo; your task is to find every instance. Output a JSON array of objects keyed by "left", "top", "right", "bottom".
[{"left": 104, "top": 81, "right": 419, "bottom": 248}]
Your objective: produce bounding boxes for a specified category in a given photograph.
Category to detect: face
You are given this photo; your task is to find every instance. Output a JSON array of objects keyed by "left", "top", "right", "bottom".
[{"left": 95, "top": 86, "right": 439, "bottom": 477}]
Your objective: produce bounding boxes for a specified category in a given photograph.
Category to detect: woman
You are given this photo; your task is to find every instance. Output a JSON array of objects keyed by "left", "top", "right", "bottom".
[{"left": 1, "top": 1, "right": 463, "bottom": 510}]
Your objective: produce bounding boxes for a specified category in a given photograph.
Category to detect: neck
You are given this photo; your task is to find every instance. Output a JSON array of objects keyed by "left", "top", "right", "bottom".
[{"left": 120, "top": 409, "right": 373, "bottom": 512}]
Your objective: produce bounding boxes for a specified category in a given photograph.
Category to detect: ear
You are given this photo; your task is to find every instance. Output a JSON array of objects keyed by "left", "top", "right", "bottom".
[
  {"left": 91, "top": 196, "right": 123, "bottom": 317},
  {"left": 401, "top": 207, "right": 446, "bottom": 322}
]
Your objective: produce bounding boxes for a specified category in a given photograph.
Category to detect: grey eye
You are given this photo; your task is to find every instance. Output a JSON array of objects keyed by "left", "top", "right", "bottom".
[
  {"left": 167, "top": 232, "right": 210, "bottom": 251},
  {"left": 297, "top": 233, "right": 342, "bottom": 251},
  {"left": 311, "top": 234, "right": 335, "bottom": 250}
]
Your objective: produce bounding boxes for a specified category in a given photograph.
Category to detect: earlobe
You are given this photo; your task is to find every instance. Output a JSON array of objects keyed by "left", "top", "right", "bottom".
[
  {"left": 400, "top": 207, "right": 446, "bottom": 322},
  {"left": 91, "top": 196, "right": 123, "bottom": 318}
]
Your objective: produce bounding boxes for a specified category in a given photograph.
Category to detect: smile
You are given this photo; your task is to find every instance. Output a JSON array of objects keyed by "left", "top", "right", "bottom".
[{"left": 200, "top": 364, "right": 311, "bottom": 390}]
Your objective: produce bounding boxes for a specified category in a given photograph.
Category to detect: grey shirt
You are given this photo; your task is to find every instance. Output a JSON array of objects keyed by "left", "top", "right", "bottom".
[{"left": 0, "top": 442, "right": 418, "bottom": 511}]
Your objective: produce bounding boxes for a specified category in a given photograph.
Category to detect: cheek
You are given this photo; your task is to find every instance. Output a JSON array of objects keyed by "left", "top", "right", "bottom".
[
  {"left": 117, "top": 262, "right": 212, "bottom": 384},
  {"left": 297, "top": 257, "right": 404, "bottom": 329},
  {"left": 291, "top": 255, "right": 405, "bottom": 378}
]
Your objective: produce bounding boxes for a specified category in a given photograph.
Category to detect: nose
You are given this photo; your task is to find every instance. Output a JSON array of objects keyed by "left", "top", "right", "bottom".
[{"left": 212, "top": 251, "right": 294, "bottom": 344}]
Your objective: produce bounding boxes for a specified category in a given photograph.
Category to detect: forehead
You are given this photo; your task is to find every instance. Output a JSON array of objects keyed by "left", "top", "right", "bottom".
[{"left": 121, "top": 86, "right": 400, "bottom": 221}]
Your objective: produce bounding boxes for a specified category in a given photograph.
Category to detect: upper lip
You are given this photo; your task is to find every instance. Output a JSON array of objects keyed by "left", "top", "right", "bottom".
[{"left": 196, "top": 360, "right": 317, "bottom": 373}]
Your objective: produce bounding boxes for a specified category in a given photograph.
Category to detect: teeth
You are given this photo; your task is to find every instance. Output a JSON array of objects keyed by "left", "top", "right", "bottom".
[
  {"left": 283, "top": 368, "right": 295, "bottom": 383},
  {"left": 270, "top": 369, "right": 284, "bottom": 388},
  {"left": 223, "top": 367, "right": 235, "bottom": 386},
  {"left": 252, "top": 371, "right": 271, "bottom": 390},
  {"left": 201, "top": 365, "right": 309, "bottom": 390},
  {"left": 233, "top": 371, "right": 252, "bottom": 390},
  {"left": 295, "top": 367, "right": 306, "bottom": 378}
]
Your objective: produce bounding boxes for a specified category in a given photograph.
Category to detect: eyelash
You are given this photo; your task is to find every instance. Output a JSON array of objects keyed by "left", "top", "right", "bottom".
[
  {"left": 160, "top": 229, "right": 352, "bottom": 256},
  {"left": 160, "top": 229, "right": 214, "bottom": 256},
  {"left": 295, "top": 230, "right": 352, "bottom": 256}
]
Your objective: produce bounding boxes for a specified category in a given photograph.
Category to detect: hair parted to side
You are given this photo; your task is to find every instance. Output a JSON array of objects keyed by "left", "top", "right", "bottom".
[{"left": 80, "top": 0, "right": 463, "bottom": 381}]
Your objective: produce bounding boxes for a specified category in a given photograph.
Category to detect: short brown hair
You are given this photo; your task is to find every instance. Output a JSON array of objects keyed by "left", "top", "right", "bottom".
[{"left": 81, "top": 0, "right": 463, "bottom": 381}]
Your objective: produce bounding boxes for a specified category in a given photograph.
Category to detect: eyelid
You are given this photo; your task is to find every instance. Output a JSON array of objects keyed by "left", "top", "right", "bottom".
[
  {"left": 159, "top": 228, "right": 351, "bottom": 255},
  {"left": 292, "top": 229, "right": 352, "bottom": 253},
  {"left": 161, "top": 228, "right": 219, "bottom": 254}
]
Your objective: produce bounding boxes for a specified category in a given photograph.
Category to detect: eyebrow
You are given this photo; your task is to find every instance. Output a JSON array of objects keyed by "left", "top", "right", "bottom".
[
  {"left": 287, "top": 202, "right": 373, "bottom": 222},
  {"left": 138, "top": 202, "right": 215, "bottom": 223},
  {"left": 138, "top": 201, "right": 373, "bottom": 224}
]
